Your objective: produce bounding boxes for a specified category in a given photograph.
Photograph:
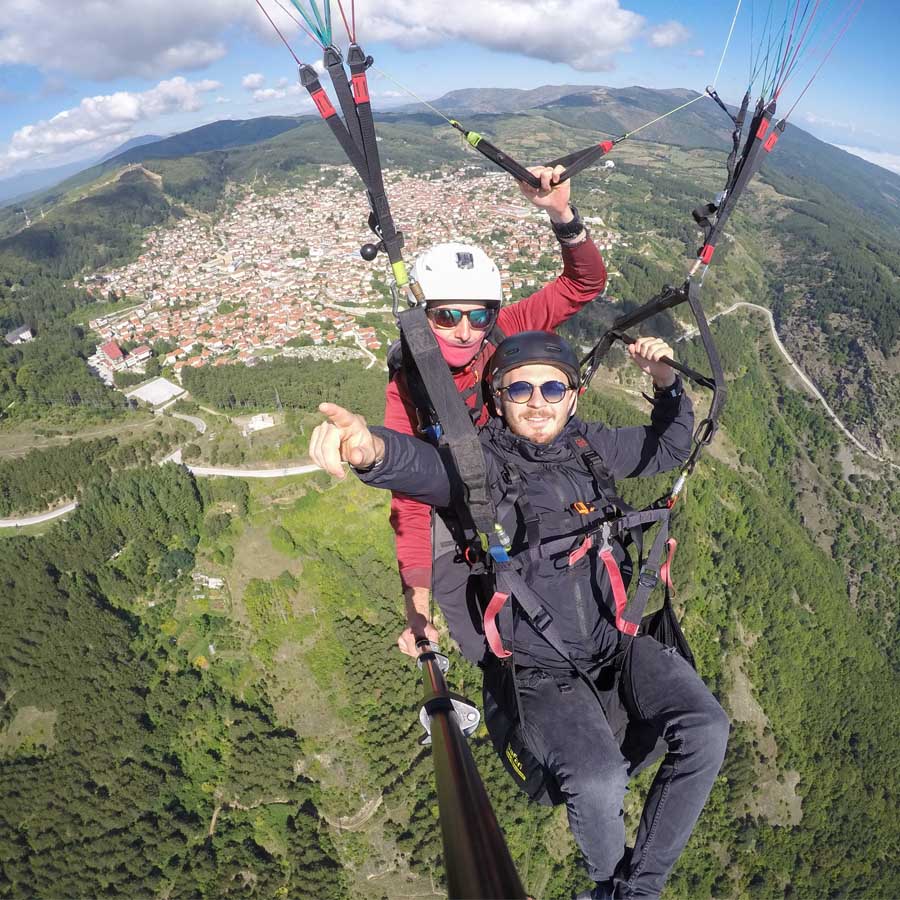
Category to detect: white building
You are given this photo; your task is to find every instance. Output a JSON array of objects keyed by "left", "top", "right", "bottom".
[{"left": 243, "top": 413, "right": 275, "bottom": 436}]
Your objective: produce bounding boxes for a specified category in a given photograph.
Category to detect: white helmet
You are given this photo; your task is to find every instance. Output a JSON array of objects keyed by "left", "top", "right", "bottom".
[{"left": 411, "top": 242, "right": 503, "bottom": 307}]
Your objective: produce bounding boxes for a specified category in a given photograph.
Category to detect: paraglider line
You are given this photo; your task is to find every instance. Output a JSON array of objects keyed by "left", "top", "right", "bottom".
[
  {"left": 776, "top": 0, "right": 822, "bottom": 97},
  {"left": 783, "top": 0, "right": 864, "bottom": 119},
  {"left": 255, "top": 0, "right": 303, "bottom": 65},
  {"left": 712, "top": 0, "right": 743, "bottom": 89},
  {"left": 270, "top": 0, "right": 323, "bottom": 47},
  {"left": 335, "top": 0, "right": 355, "bottom": 42}
]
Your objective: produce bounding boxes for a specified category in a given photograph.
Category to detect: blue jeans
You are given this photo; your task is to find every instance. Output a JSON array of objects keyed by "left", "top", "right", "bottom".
[{"left": 515, "top": 636, "right": 729, "bottom": 898}]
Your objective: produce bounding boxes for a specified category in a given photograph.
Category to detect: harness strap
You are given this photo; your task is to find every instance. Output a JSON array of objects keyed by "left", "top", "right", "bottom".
[
  {"left": 396, "top": 306, "right": 504, "bottom": 557},
  {"left": 484, "top": 591, "right": 512, "bottom": 659},
  {"left": 660, "top": 537, "right": 677, "bottom": 591},
  {"left": 617, "top": 519, "right": 671, "bottom": 639},
  {"left": 599, "top": 548, "right": 637, "bottom": 637}
]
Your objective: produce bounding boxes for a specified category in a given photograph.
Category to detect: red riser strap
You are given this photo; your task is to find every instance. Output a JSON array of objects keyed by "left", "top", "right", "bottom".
[
  {"left": 310, "top": 88, "right": 336, "bottom": 119},
  {"left": 352, "top": 73, "right": 370, "bottom": 105},
  {"left": 484, "top": 591, "right": 512, "bottom": 658},
  {"left": 600, "top": 549, "right": 638, "bottom": 636}
]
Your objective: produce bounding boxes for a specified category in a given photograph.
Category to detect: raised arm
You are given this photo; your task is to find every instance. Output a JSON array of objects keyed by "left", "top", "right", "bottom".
[
  {"left": 582, "top": 338, "right": 695, "bottom": 480},
  {"left": 499, "top": 166, "right": 607, "bottom": 335}
]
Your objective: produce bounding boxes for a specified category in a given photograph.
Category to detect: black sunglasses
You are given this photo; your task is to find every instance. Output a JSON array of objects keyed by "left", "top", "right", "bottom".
[
  {"left": 499, "top": 380, "right": 572, "bottom": 404},
  {"left": 425, "top": 307, "right": 497, "bottom": 330}
]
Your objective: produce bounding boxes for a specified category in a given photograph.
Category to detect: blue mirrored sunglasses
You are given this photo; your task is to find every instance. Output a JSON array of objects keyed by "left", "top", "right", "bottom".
[
  {"left": 425, "top": 307, "right": 497, "bottom": 330},
  {"left": 500, "top": 380, "right": 571, "bottom": 404}
]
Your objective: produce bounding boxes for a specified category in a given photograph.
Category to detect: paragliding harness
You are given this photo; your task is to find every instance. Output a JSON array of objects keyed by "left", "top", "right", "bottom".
[
  {"left": 479, "top": 421, "right": 697, "bottom": 805},
  {"left": 386, "top": 322, "right": 507, "bottom": 442}
]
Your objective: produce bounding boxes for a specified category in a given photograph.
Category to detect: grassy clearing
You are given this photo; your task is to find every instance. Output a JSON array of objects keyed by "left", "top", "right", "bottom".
[
  {"left": 0, "top": 706, "right": 58, "bottom": 757},
  {"left": 0, "top": 412, "right": 162, "bottom": 458}
]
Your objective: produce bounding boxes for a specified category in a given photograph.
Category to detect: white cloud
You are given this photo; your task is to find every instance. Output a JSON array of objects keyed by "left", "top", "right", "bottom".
[
  {"left": 0, "top": 0, "right": 647, "bottom": 80},
  {"left": 647, "top": 20, "right": 691, "bottom": 48},
  {"left": 802, "top": 111, "right": 854, "bottom": 131},
  {"left": 242, "top": 73, "right": 266, "bottom": 90},
  {"left": 0, "top": 0, "right": 234, "bottom": 79},
  {"left": 253, "top": 88, "right": 286, "bottom": 102},
  {"left": 688, "top": 48, "right": 705, "bottom": 58},
  {"left": 253, "top": 83, "right": 304, "bottom": 103},
  {"left": 836, "top": 145, "right": 900, "bottom": 175},
  {"left": 1, "top": 77, "right": 219, "bottom": 173},
  {"left": 360, "top": 0, "right": 645, "bottom": 70},
  {"left": 215, "top": 96, "right": 232, "bottom": 104}
]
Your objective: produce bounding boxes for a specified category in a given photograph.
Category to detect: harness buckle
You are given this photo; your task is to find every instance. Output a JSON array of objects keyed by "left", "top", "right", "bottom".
[
  {"left": 571, "top": 500, "right": 596, "bottom": 515},
  {"left": 638, "top": 566, "right": 659, "bottom": 590},
  {"left": 531, "top": 607, "right": 553, "bottom": 632},
  {"left": 598, "top": 522, "right": 614, "bottom": 555}
]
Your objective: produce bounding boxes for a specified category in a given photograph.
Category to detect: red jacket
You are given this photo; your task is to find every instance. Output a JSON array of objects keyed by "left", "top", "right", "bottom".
[{"left": 384, "top": 236, "right": 607, "bottom": 590}]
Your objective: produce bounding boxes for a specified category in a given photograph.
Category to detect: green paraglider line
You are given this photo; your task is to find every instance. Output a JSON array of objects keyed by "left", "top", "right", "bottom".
[
  {"left": 288, "top": 0, "right": 328, "bottom": 44},
  {"left": 306, "top": 0, "right": 331, "bottom": 45},
  {"left": 323, "top": 0, "right": 332, "bottom": 44},
  {"left": 271, "top": 0, "right": 322, "bottom": 48}
]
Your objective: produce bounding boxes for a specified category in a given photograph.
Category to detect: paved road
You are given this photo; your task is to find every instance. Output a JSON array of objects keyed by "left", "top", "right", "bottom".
[
  {"left": 168, "top": 411, "right": 207, "bottom": 435},
  {"left": 0, "top": 501, "right": 78, "bottom": 529},
  {"left": 186, "top": 463, "right": 321, "bottom": 479},
  {"left": 0, "top": 410, "right": 324, "bottom": 528},
  {"left": 678, "top": 301, "right": 900, "bottom": 472}
]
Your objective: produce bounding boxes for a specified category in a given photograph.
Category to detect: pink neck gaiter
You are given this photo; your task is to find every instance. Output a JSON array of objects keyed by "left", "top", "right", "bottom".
[{"left": 431, "top": 330, "right": 484, "bottom": 369}]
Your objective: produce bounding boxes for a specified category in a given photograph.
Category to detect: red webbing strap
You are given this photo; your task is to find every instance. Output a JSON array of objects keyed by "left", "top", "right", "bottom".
[
  {"left": 660, "top": 538, "right": 677, "bottom": 591},
  {"left": 568, "top": 535, "right": 593, "bottom": 566},
  {"left": 309, "top": 88, "right": 336, "bottom": 119},
  {"left": 600, "top": 549, "right": 638, "bottom": 637},
  {"left": 351, "top": 72, "right": 370, "bottom": 104},
  {"left": 484, "top": 591, "right": 512, "bottom": 659}
]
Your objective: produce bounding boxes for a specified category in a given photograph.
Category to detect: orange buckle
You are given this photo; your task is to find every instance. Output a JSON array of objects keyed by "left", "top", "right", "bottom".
[{"left": 572, "top": 501, "right": 596, "bottom": 515}]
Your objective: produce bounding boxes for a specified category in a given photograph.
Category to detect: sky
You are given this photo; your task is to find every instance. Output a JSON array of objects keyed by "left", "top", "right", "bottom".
[{"left": 0, "top": 0, "right": 897, "bottom": 180}]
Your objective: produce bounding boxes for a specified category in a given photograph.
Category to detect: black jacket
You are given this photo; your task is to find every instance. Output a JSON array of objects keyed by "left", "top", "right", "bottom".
[{"left": 360, "top": 386, "right": 694, "bottom": 670}]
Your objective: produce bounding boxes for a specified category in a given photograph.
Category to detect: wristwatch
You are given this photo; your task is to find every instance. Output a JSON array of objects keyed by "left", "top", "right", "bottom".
[
  {"left": 551, "top": 205, "right": 586, "bottom": 242},
  {"left": 652, "top": 375, "right": 684, "bottom": 401}
]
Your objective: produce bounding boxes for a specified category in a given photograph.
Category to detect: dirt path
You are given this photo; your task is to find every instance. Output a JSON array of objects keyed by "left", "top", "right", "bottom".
[
  {"left": 0, "top": 418, "right": 157, "bottom": 459},
  {"left": 322, "top": 793, "right": 383, "bottom": 832}
]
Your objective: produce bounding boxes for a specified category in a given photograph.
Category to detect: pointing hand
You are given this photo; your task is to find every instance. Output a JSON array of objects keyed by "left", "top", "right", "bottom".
[{"left": 309, "top": 402, "right": 384, "bottom": 478}]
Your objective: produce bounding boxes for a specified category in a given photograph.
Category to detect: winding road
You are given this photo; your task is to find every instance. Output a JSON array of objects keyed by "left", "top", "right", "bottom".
[
  {"left": 678, "top": 301, "right": 899, "bottom": 472},
  {"left": 1, "top": 411, "right": 325, "bottom": 529},
  {"left": 0, "top": 502, "right": 79, "bottom": 530}
]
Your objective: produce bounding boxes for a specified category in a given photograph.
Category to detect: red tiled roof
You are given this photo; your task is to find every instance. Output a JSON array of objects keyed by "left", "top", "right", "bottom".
[{"left": 101, "top": 340, "right": 124, "bottom": 361}]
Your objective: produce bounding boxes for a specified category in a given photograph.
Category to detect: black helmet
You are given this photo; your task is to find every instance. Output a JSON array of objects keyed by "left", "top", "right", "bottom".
[{"left": 489, "top": 331, "right": 581, "bottom": 389}]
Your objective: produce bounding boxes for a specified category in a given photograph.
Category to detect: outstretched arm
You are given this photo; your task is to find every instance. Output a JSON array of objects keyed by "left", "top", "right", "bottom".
[{"left": 310, "top": 403, "right": 453, "bottom": 507}]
